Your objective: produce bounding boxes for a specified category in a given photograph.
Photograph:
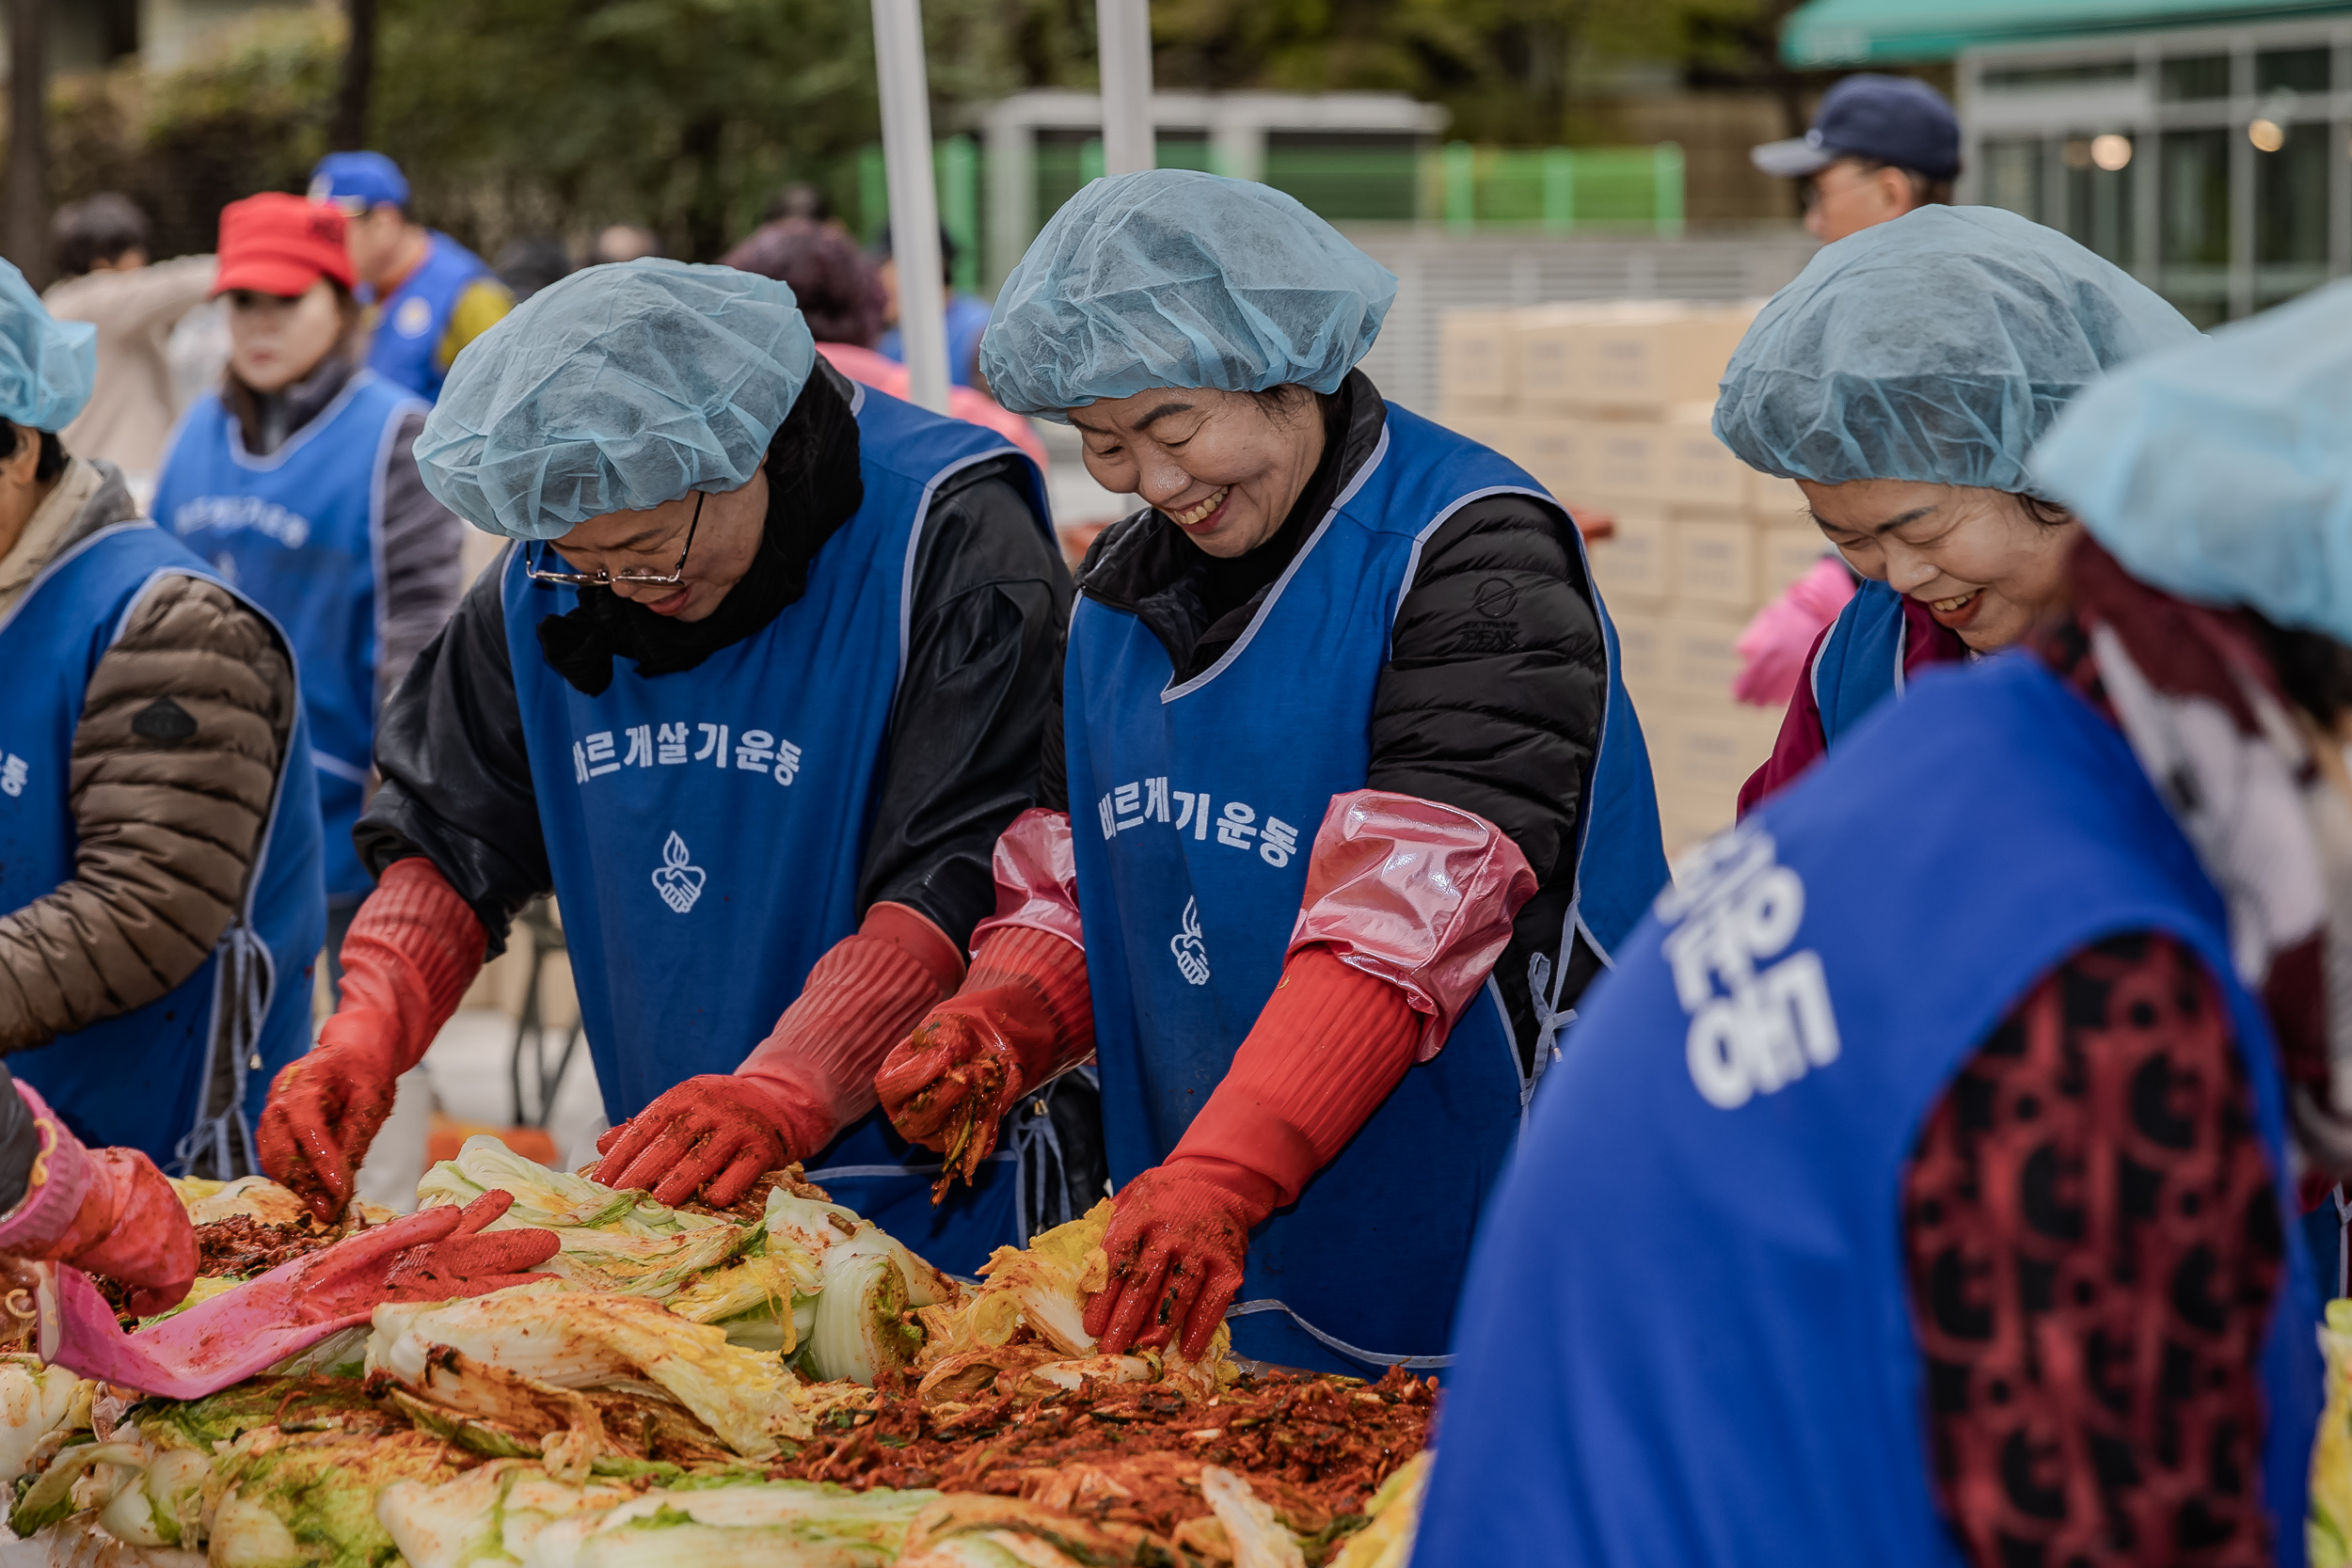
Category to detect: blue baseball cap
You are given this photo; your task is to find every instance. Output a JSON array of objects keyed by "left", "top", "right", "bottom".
[
  {"left": 1752, "top": 73, "right": 1960, "bottom": 182},
  {"left": 308, "top": 150, "right": 409, "bottom": 213}
]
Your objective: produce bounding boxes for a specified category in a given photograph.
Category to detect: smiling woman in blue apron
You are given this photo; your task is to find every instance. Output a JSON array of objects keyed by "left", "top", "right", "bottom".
[
  {"left": 251, "top": 262, "right": 1076, "bottom": 1273},
  {"left": 872, "top": 171, "right": 1670, "bottom": 1377},
  {"left": 1720, "top": 208, "right": 2200, "bottom": 814},
  {"left": 1409, "top": 285, "right": 2352, "bottom": 1568},
  {"left": 0, "top": 258, "right": 323, "bottom": 1180}
]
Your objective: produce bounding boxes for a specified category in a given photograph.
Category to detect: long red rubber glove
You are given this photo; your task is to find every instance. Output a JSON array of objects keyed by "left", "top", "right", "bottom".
[
  {"left": 258, "top": 857, "right": 485, "bottom": 1222},
  {"left": 1086, "top": 945, "right": 1422, "bottom": 1361},
  {"left": 594, "top": 903, "right": 962, "bottom": 1208},
  {"left": 0, "top": 1082, "right": 196, "bottom": 1319},
  {"left": 876, "top": 923, "right": 1095, "bottom": 1188}
]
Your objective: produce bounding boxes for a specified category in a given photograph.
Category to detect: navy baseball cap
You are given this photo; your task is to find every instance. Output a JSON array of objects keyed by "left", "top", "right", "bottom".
[
  {"left": 1752, "top": 74, "right": 1960, "bottom": 182},
  {"left": 309, "top": 150, "right": 410, "bottom": 213}
]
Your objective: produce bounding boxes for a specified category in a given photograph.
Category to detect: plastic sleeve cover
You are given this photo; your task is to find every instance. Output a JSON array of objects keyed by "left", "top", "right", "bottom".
[
  {"left": 1286, "top": 788, "right": 1538, "bottom": 1061},
  {"left": 0, "top": 1084, "right": 92, "bottom": 1258},
  {"left": 969, "top": 808, "right": 1085, "bottom": 954}
]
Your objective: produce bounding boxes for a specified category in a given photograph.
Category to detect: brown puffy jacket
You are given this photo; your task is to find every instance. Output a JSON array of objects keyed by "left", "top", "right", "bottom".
[{"left": 0, "top": 462, "right": 298, "bottom": 1053}]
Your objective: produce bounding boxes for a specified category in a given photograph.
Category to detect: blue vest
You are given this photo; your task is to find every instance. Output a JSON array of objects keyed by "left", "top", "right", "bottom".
[
  {"left": 0, "top": 523, "right": 325, "bottom": 1172},
  {"left": 1409, "top": 654, "right": 2321, "bottom": 1568},
  {"left": 1065, "top": 406, "right": 1669, "bottom": 1375},
  {"left": 505, "top": 386, "right": 1049, "bottom": 1276},
  {"left": 367, "top": 232, "right": 494, "bottom": 402},
  {"left": 155, "top": 372, "right": 423, "bottom": 901},
  {"left": 1809, "top": 577, "right": 1910, "bottom": 746}
]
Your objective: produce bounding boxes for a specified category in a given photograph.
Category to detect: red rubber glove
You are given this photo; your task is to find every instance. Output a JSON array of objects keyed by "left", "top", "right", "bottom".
[
  {"left": 0, "top": 1082, "right": 196, "bottom": 1319},
  {"left": 48, "top": 1191, "right": 561, "bottom": 1400},
  {"left": 595, "top": 903, "right": 961, "bottom": 1208},
  {"left": 1086, "top": 946, "right": 1422, "bottom": 1361},
  {"left": 877, "top": 925, "right": 1095, "bottom": 1192},
  {"left": 259, "top": 858, "right": 485, "bottom": 1222}
]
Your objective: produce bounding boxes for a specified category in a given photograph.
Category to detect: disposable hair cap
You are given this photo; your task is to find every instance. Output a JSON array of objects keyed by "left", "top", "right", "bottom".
[
  {"left": 416, "top": 259, "right": 816, "bottom": 540},
  {"left": 0, "top": 261, "right": 94, "bottom": 434},
  {"left": 2032, "top": 276, "right": 2352, "bottom": 645},
  {"left": 1713, "top": 206, "right": 2198, "bottom": 499},
  {"left": 981, "top": 169, "right": 1396, "bottom": 420}
]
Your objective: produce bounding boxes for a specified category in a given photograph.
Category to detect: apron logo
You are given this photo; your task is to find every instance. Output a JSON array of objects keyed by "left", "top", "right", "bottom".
[
  {"left": 651, "top": 832, "right": 707, "bottom": 914},
  {"left": 1658, "top": 829, "right": 1839, "bottom": 1110},
  {"left": 393, "top": 295, "right": 435, "bottom": 340},
  {"left": 1169, "top": 897, "right": 1210, "bottom": 986}
]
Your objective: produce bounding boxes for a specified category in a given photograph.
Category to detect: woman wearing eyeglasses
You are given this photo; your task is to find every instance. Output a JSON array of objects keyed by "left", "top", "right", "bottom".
[
  {"left": 151, "top": 194, "right": 467, "bottom": 981},
  {"left": 251, "top": 261, "right": 1075, "bottom": 1272}
]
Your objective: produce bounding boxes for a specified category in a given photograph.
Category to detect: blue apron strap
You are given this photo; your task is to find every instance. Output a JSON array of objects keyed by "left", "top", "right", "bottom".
[
  {"left": 173, "top": 922, "right": 270, "bottom": 1178},
  {"left": 1224, "top": 1298, "right": 1454, "bottom": 1370},
  {"left": 1008, "top": 1063, "right": 1099, "bottom": 1243}
]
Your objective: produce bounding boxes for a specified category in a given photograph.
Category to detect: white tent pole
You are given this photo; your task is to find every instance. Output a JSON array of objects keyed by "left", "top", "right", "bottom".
[
  {"left": 1096, "top": 0, "right": 1154, "bottom": 177},
  {"left": 872, "top": 0, "right": 950, "bottom": 413}
]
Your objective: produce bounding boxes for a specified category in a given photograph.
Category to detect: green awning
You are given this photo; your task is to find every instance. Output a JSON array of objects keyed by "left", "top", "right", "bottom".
[{"left": 1784, "top": 0, "right": 2352, "bottom": 64}]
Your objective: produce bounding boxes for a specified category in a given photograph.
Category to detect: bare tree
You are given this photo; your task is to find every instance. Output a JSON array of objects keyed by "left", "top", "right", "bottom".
[
  {"left": 333, "top": 0, "right": 379, "bottom": 150},
  {"left": 5, "top": 0, "right": 47, "bottom": 287}
]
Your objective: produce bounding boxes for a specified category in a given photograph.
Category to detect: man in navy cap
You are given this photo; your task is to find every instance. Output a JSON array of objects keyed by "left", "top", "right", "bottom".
[
  {"left": 1751, "top": 73, "right": 1961, "bottom": 244},
  {"left": 310, "top": 151, "right": 512, "bottom": 402}
]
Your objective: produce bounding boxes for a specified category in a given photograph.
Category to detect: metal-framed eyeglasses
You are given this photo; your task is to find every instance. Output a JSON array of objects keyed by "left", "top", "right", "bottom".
[{"left": 524, "top": 492, "right": 705, "bottom": 588}]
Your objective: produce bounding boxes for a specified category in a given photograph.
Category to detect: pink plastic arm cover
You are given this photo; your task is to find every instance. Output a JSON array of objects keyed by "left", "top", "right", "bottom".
[
  {"left": 1286, "top": 788, "right": 1538, "bottom": 1061},
  {"left": 42, "top": 1205, "right": 470, "bottom": 1399},
  {"left": 0, "top": 1084, "right": 95, "bottom": 1257},
  {"left": 970, "top": 808, "right": 1084, "bottom": 953}
]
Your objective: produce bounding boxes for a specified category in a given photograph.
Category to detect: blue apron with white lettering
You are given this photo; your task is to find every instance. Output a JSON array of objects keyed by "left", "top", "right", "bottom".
[
  {"left": 1409, "top": 654, "right": 2320, "bottom": 1567},
  {"left": 1066, "top": 405, "right": 1669, "bottom": 1374},
  {"left": 155, "top": 372, "right": 422, "bottom": 901},
  {"left": 506, "top": 386, "right": 1049, "bottom": 1275},
  {"left": 0, "top": 522, "right": 325, "bottom": 1171},
  {"left": 367, "top": 232, "right": 495, "bottom": 403},
  {"left": 1809, "top": 577, "right": 1909, "bottom": 747}
]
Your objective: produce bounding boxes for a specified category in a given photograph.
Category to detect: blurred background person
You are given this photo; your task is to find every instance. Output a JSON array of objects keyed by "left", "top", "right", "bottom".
[
  {"left": 875, "top": 224, "right": 991, "bottom": 388},
  {"left": 723, "top": 217, "right": 1044, "bottom": 467},
  {"left": 761, "top": 182, "right": 835, "bottom": 229},
  {"left": 151, "top": 193, "right": 466, "bottom": 994},
  {"left": 492, "top": 237, "right": 575, "bottom": 304},
  {"left": 42, "top": 195, "right": 215, "bottom": 501},
  {"left": 589, "top": 225, "right": 662, "bottom": 266},
  {"left": 309, "top": 151, "right": 512, "bottom": 403},
  {"left": 0, "top": 258, "right": 322, "bottom": 1179}
]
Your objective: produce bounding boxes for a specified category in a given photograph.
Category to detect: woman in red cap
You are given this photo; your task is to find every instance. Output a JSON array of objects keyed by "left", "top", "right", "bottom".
[{"left": 153, "top": 193, "right": 467, "bottom": 1016}]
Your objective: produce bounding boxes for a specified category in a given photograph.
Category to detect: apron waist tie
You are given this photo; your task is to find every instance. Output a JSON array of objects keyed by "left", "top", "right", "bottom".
[{"left": 175, "top": 923, "right": 270, "bottom": 1179}]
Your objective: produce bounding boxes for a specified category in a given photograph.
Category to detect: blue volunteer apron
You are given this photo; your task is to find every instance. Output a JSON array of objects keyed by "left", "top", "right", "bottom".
[
  {"left": 506, "top": 386, "right": 1049, "bottom": 1275},
  {"left": 155, "top": 372, "right": 423, "bottom": 902},
  {"left": 367, "top": 232, "right": 496, "bottom": 402},
  {"left": 1410, "top": 653, "right": 2321, "bottom": 1568},
  {"left": 1809, "top": 577, "right": 1909, "bottom": 746},
  {"left": 1066, "top": 405, "right": 1669, "bottom": 1374},
  {"left": 0, "top": 522, "right": 325, "bottom": 1172}
]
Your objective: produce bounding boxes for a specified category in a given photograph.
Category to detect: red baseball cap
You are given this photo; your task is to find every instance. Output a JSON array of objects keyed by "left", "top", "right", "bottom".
[{"left": 212, "top": 193, "right": 356, "bottom": 298}]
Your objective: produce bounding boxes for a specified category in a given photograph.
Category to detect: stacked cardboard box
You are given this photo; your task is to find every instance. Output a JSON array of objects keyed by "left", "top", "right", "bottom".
[{"left": 1437, "top": 303, "right": 1825, "bottom": 853}]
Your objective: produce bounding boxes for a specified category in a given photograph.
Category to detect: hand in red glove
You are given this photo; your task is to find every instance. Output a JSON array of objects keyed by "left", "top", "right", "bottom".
[
  {"left": 46, "top": 1191, "right": 560, "bottom": 1401},
  {"left": 1083, "top": 1162, "right": 1270, "bottom": 1362},
  {"left": 593, "top": 1075, "right": 824, "bottom": 1209},
  {"left": 259, "top": 859, "right": 485, "bottom": 1222},
  {"left": 878, "top": 926, "right": 1094, "bottom": 1190},
  {"left": 0, "top": 1081, "right": 196, "bottom": 1319},
  {"left": 298, "top": 1189, "right": 561, "bottom": 1317},
  {"left": 596, "top": 904, "right": 963, "bottom": 1208}
]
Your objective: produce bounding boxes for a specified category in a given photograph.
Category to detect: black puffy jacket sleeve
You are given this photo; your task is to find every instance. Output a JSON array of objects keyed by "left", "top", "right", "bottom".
[{"left": 358, "top": 464, "right": 1069, "bottom": 957}]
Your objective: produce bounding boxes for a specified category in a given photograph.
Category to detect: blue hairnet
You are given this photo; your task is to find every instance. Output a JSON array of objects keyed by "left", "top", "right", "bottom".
[
  {"left": 0, "top": 261, "right": 93, "bottom": 433},
  {"left": 2030, "top": 277, "right": 2352, "bottom": 644},
  {"left": 416, "top": 260, "right": 816, "bottom": 540},
  {"left": 980, "top": 170, "right": 1396, "bottom": 420},
  {"left": 1713, "top": 207, "right": 2198, "bottom": 499}
]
